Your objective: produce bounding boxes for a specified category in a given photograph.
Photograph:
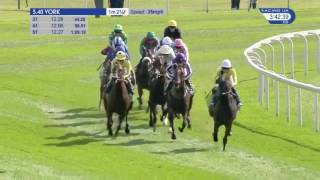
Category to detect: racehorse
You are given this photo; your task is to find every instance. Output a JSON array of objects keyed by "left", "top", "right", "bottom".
[
  {"left": 148, "top": 56, "right": 168, "bottom": 132},
  {"left": 135, "top": 48, "right": 155, "bottom": 109},
  {"left": 167, "top": 64, "right": 193, "bottom": 139},
  {"left": 209, "top": 79, "right": 238, "bottom": 151},
  {"left": 103, "top": 66, "right": 133, "bottom": 136}
]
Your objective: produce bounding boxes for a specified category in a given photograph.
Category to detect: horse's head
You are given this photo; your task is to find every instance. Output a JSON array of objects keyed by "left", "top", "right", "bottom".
[
  {"left": 173, "top": 64, "right": 185, "bottom": 91},
  {"left": 219, "top": 79, "right": 233, "bottom": 96},
  {"left": 144, "top": 48, "right": 156, "bottom": 60},
  {"left": 152, "top": 56, "right": 166, "bottom": 77}
]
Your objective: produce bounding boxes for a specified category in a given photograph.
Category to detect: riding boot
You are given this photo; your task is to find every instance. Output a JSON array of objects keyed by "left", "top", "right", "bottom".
[
  {"left": 126, "top": 80, "right": 134, "bottom": 96},
  {"left": 232, "top": 87, "right": 243, "bottom": 107},
  {"left": 185, "top": 79, "right": 194, "bottom": 95}
]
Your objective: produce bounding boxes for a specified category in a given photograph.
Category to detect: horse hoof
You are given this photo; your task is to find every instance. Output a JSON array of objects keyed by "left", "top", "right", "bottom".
[
  {"left": 149, "top": 121, "right": 153, "bottom": 127},
  {"left": 187, "top": 124, "right": 191, "bottom": 129},
  {"left": 108, "top": 131, "right": 113, "bottom": 136},
  {"left": 125, "top": 128, "right": 130, "bottom": 134},
  {"left": 178, "top": 127, "right": 183, "bottom": 132},
  {"left": 171, "top": 134, "right": 176, "bottom": 140}
]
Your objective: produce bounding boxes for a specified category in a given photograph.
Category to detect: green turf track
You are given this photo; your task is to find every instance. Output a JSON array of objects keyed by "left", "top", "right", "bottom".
[{"left": 1, "top": 0, "right": 320, "bottom": 179}]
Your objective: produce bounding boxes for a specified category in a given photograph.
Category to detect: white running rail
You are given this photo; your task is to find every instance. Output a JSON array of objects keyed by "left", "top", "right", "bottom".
[{"left": 244, "top": 29, "right": 320, "bottom": 132}]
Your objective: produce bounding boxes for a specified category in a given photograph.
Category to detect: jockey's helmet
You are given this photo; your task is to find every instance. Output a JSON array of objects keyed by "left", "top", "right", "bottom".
[
  {"left": 222, "top": 59, "right": 232, "bottom": 68},
  {"left": 162, "top": 36, "right": 173, "bottom": 46},
  {"left": 174, "top": 39, "right": 184, "bottom": 48},
  {"left": 116, "top": 51, "right": 126, "bottom": 61},
  {"left": 114, "top": 24, "right": 123, "bottom": 33},
  {"left": 147, "top": 32, "right": 156, "bottom": 40},
  {"left": 158, "top": 45, "right": 171, "bottom": 55},
  {"left": 175, "top": 53, "right": 186, "bottom": 64},
  {"left": 168, "top": 20, "right": 177, "bottom": 27}
]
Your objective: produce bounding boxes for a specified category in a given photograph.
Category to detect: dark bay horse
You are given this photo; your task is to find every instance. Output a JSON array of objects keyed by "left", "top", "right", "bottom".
[
  {"left": 148, "top": 56, "right": 168, "bottom": 132},
  {"left": 135, "top": 48, "right": 155, "bottom": 109},
  {"left": 104, "top": 68, "right": 133, "bottom": 136},
  {"left": 167, "top": 65, "right": 193, "bottom": 139},
  {"left": 210, "top": 79, "right": 238, "bottom": 151}
]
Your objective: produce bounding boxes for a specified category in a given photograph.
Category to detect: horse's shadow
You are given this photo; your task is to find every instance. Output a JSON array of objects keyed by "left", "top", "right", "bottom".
[
  {"left": 105, "top": 138, "right": 168, "bottom": 147},
  {"left": 43, "top": 120, "right": 104, "bottom": 128},
  {"left": 44, "top": 138, "right": 103, "bottom": 147},
  {"left": 151, "top": 147, "right": 209, "bottom": 155},
  {"left": 46, "top": 130, "right": 103, "bottom": 140},
  {"left": 234, "top": 122, "right": 320, "bottom": 152},
  {"left": 52, "top": 107, "right": 104, "bottom": 120}
]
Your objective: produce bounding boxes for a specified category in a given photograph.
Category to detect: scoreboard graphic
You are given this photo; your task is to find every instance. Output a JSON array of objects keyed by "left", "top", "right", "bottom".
[{"left": 30, "top": 8, "right": 165, "bottom": 35}]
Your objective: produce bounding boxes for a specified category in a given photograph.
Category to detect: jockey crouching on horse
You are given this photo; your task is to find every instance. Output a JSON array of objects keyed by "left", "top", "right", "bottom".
[
  {"left": 106, "top": 51, "right": 134, "bottom": 96},
  {"left": 211, "top": 59, "right": 242, "bottom": 108},
  {"left": 160, "top": 36, "right": 174, "bottom": 47},
  {"left": 139, "top": 32, "right": 159, "bottom": 61},
  {"left": 174, "top": 39, "right": 190, "bottom": 62},
  {"left": 164, "top": 53, "right": 194, "bottom": 96},
  {"left": 155, "top": 38, "right": 176, "bottom": 67},
  {"left": 108, "top": 24, "right": 128, "bottom": 45}
]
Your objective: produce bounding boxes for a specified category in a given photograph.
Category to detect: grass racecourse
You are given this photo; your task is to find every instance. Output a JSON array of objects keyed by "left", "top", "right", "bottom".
[{"left": 1, "top": 0, "right": 320, "bottom": 179}]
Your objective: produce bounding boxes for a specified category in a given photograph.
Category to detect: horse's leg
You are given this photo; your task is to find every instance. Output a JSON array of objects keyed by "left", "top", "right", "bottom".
[
  {"left": 178, "top": 114, "right": 187, "bottom": 133},
  {"left": 223, "top": 124, "right": 232, "bottom": 151},
  {"left": 148, "top": 101, "right": 153, "bottom": 127},
  {"left": 169, "top": 112, "right": 176, "bottom": 140},
  {"left": 137, "top": 86, "right": 143, "bottom": 109},
  {"left": 161, "top": 104, "right": 168, "bottom": 125},
  {"left": 99, "top": 84, "right": 104, "bottom": 109},
  {"left": 187, "top": 95, "right": 193, "bottom": 129},
  {"left": 107, "top": 114, "right": 113, "bottom": 136},
  {"left": 125, "top": 112, "right": 130, "bottom": 134},
  {"left": 213, "top": 121, "right": 219, "bottom": 142},
  {"left": 115, "top": 114, "right": 124, "bottom": 136},
  {"left": 152, "top": 105, "right": 157, "bottom": 132}
]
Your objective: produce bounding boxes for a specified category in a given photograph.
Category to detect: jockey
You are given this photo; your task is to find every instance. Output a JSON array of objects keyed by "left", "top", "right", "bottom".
[
  {"left": 106, "top": 51, "right": 134, "bottom": 95},
  {"left": 139, "top": 32, "right": 160, "bottom": 58},
  {"left": 164, "top": 53, "right": 194, "bottom": 96},
  {"left": 174, "top": 39, "right": 189, "bottom": 62},
  {"left": 160, "top": 36, "right": 174, "bottom": 47},
  {"left": 109, "top": 36, "right": 130, "bottom": 60},
  {"left": 108, "top": 24, "right": 128, "bottom": 45},
  {"left": 163, "top": 20, "right": 182, "bottom": 40},
  {"left": 211, "top": 59, "right": 242, "bottom": 107},
  {"left": 155, "top": 45, "right": 175, "bottom": 67}
]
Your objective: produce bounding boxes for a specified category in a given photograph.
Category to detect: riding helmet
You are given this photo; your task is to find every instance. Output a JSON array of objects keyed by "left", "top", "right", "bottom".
[
  {"left": 168, "top": 20, "right": 177, "bottom": 27},
  {"left": 222, "top": 59, "right": 232, "bottom": 68}
]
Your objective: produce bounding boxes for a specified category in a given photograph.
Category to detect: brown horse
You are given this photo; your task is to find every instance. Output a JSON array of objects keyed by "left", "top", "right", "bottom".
[
  {"left": 167, "top": 65, "right": 193, "bottom": 139},
  {"left": 210, "top": 79, "right": 238, "bottom": 151},
  {"left": 148, "top": 56, "right": 168, "bottom": 132},
  {"left": 135, "top": 48, "right": 155, "bottom": 109},
  {"left": 104, "top": 68, "right": 133, "bottom": 136}
]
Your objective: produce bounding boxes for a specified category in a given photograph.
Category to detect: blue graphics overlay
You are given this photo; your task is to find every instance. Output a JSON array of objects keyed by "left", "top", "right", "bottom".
[
  {"left": 30, "top": 8, "right": 106, "bottom": 16},
  {"left": 259, "top": 8, "right": 296, "bottom": 24}
]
